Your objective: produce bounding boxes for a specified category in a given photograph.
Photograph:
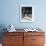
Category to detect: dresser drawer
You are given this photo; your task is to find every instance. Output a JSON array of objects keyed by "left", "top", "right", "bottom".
[
  {"left": 3, "top": 43, "right": 23, "bottom": 46},
  {"left": 3, "top": 35, "right": 23, "bottom": 44},
  {"left": 32, "top": 36, "right": 45, "bottom": 44},
  {"left": 3, "top": 32, "right": 23, "bottom": 36},
  {"left": 24, "top": 32, "right": 44, "bottom": 36},
  {"left": 32, "top": 44, "right": 44, "bottom": 46}
]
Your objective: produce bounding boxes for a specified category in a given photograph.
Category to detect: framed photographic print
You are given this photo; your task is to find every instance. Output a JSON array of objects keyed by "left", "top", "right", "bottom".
[{"left": 20, "top": 5, "right": 34, "bottom": 22}]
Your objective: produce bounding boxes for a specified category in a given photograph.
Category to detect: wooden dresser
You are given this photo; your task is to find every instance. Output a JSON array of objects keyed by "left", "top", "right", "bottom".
[{"left": 2, "top": 29, "right": 45, "bottom": 46}]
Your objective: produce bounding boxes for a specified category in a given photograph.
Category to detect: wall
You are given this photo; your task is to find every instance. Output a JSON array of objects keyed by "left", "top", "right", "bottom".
[
  {"left": 0, "top": 0, "right": 46, "bottom": 43},
  {"left": 0, "top": 0, "right": 46, "bottom": 29}
]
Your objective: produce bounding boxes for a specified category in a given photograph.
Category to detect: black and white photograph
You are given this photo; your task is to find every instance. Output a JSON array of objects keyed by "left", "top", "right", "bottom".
[{"left": 20, "top": 5, "right": 34, "bottom": 22}]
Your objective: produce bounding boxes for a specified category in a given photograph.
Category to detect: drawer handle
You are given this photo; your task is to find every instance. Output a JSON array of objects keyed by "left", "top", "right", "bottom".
[
  {"left": 9, "top": 38, "right": 13, "bottom": 40},
  {"left": 32, "top": 39, "right": 36, "bottom": 40},
  {"left": 9, "top": 38, "right": 12, "bottom": 40}
]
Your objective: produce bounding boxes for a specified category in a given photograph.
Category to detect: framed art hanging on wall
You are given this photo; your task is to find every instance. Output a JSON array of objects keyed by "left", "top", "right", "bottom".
[{"left": 20, "top": 5, "right": 34, "bottom": 22}]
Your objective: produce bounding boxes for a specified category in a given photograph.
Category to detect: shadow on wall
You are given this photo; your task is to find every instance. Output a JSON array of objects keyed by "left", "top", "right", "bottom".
[{"left": 0, "top": 24, "right": 7, "bottom": 43}]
